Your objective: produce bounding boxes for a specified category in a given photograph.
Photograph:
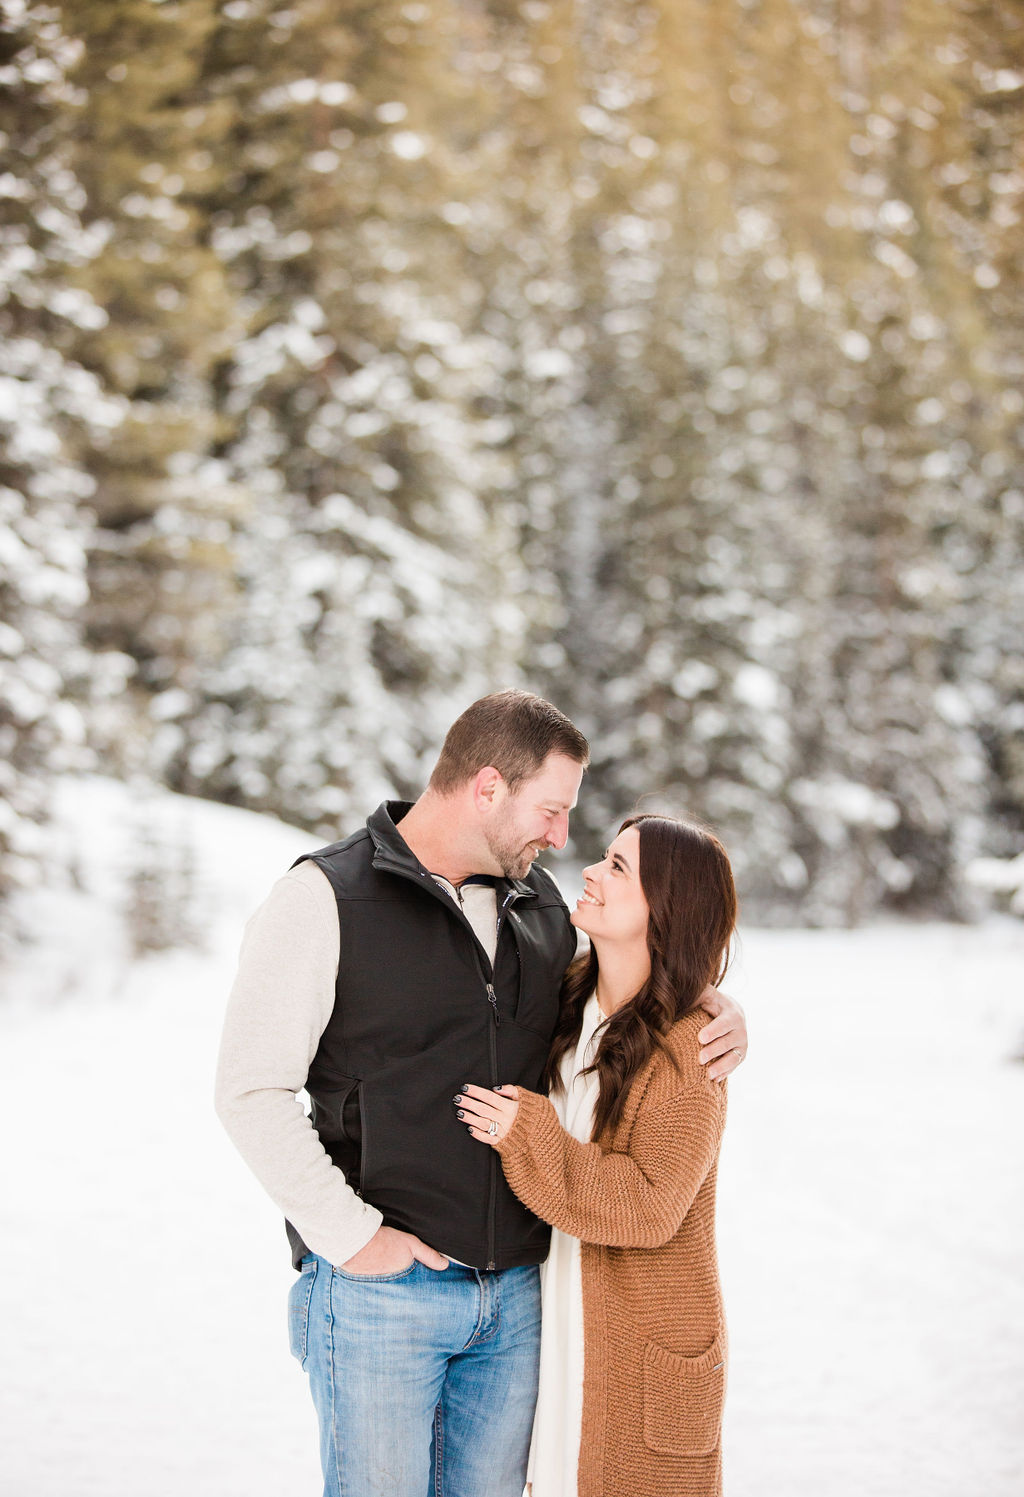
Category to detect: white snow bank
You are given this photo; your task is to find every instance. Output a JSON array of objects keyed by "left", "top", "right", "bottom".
[{"left": 1, "top": 777, "right": 1022, "bottom": 1496}]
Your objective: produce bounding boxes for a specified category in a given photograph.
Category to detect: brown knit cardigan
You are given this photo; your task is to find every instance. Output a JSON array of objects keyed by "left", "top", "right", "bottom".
[{"left": 495, "top": 1005, "right": 728, "bottom": 1497}]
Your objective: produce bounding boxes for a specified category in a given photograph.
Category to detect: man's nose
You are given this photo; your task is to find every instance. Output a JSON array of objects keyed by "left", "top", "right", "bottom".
[{"left": 546, "top": 812, "right": 569, "bottom": 850}]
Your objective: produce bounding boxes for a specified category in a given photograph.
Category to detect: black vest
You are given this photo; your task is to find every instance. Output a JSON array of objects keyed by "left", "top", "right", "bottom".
[{"left": 287, "top": 801, "right": 578, "bottom": 1270}]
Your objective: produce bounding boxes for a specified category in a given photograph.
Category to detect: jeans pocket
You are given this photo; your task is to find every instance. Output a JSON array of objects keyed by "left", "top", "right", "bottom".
[
  {"left": 287, "top": 1254, "right": 318, "bottom": 1367},
  {"left": 333, "top": 1259, "right": 418, "bottom": 1283},
  {"left": 642, "top": 1333, "right": 726, "bottom": 1457}
]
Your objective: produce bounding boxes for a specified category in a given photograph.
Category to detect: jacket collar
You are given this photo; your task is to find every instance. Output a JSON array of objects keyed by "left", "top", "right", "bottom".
[{"left": 366, "top": 800, "right": 537, "bottom": 900}]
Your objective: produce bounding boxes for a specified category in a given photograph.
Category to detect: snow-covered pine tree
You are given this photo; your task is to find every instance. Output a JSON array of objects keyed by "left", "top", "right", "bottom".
[
  {"left": 57, "top": 0, "right": 241, "bottom": 777},
  {"left": 0, "top": 3, "right": 124, "bottom": 932},
  {"left": 160, "top": 0, "right": 531, "bottom": 832}
]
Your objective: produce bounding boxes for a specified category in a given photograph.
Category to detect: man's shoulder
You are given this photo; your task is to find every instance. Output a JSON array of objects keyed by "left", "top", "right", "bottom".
[
  {"left": 292, "top": 825, "right": 375, "bottom": 894},
  {"left": 294, "top": 825, "right": 372, "bottom": 867}
]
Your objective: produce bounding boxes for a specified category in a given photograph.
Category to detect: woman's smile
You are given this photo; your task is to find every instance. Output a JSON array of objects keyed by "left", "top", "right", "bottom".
[{"left": 571, "top": 827, "right": 649, "bottom": 945}]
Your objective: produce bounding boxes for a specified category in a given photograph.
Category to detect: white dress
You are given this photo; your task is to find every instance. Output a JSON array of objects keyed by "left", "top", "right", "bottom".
[{"left": 527, "top": 993, "right": 606, "bottom": 1497}]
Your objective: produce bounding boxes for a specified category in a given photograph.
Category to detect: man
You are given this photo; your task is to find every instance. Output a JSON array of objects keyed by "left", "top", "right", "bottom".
[{"left": 216, "top": 690, "right": 747, "bottom": 1497}]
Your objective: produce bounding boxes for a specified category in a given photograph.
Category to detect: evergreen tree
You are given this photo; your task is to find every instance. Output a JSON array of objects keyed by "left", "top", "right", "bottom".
[
  {"left": 58, "top": 0, "right": 240, "bottom": 771},
  {"left": 2, "top": 0, "right": 1021, "bottom": 926},
  {"left": 0, "top": 2, "right": 124, "bottom": 931},
  {"left": 159, "top": 0, "right": 532, "bottom": 831}
]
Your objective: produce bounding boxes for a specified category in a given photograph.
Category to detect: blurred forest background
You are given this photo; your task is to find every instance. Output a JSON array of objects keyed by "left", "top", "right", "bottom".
[{"left": 2, "top": 0, "right": 1023, "bottom": 934}]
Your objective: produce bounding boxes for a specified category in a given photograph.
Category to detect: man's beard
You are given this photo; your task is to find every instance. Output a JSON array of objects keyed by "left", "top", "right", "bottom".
[{"left": 484, "top": 812, "right": 542, "bottom": 880}]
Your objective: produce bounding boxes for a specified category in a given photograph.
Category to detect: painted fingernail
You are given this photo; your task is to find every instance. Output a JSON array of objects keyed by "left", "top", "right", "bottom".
[
  {"left": 452, "top": 1095, "right": 462, "bottom": 1103},
  {"left": 456, "top": 1109, "right": 465, "bottom": 1118}
]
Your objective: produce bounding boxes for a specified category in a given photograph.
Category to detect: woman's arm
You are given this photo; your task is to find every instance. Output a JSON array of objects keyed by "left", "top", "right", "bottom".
[{"left": 456, "top": 1079, "right": 725, "bottom": 1248}]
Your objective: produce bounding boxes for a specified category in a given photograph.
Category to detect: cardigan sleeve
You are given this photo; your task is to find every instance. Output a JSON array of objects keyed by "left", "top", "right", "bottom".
[{"left": 494, "top": 1078, "right": 725, "bottom": 1249}]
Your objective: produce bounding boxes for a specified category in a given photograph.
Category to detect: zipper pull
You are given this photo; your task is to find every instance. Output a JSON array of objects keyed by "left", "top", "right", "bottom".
[{"left": 485, "top": 982, "right": 501, "bottom": 1026}]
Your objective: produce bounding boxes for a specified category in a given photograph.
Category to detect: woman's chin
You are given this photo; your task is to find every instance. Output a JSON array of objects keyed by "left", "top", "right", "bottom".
[{"left": 570, "top": 904, "right": 592, "bottom": 933}]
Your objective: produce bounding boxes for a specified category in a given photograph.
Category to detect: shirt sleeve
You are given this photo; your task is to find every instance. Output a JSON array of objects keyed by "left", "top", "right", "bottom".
[
  {"left": 214, "top": 860, "right": 383, "bottom": 1266},
  {"left": 494, "top": 1077, "right": 725, "bottom": 1249}
]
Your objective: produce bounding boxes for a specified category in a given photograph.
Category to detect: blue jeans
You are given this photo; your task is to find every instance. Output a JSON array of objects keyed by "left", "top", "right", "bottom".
[{"left": 289, "top": 1254, "right": 541, "bottom": 1497}]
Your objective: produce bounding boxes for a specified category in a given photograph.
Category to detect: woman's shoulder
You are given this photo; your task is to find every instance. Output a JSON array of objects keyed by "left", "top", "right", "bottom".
[
  {"left": 667, "top": 1002, "right": 707, "bottom": 1052},
  {"left": 649, "top": 1006, "right": 714, "bottom": 1094},
  {"left": 604, "top": 1006, "right": 723, "bottom": 1140}
]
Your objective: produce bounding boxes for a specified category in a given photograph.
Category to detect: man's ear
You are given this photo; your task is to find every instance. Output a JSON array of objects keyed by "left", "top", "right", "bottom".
[{"left": 472, "top": 765, "right": 505, "bottom": 812}]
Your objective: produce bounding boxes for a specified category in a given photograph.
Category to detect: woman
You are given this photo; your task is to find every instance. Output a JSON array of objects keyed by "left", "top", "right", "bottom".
[{"left": 453, "top": 813, "right": 737, "bottom": 1497}]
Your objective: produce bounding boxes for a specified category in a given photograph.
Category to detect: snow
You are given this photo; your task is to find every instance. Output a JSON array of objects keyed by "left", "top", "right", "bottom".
[
  {"left": 1, "top": 777, "right": 1022, "bottom": 1496},
  {"left": 718, "top": 921, "right": 1024, "bottom": 1496}
]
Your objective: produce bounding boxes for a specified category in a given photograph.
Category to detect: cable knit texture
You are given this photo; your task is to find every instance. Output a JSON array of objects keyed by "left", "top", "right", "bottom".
[{"left": 495, "top": 1006, "right": 727, "bottom": 1497}]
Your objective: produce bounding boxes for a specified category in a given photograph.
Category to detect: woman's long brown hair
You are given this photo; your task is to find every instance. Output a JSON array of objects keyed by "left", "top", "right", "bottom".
[{"left": 543, "top": 814, "right": 738, "bottom": 1139}]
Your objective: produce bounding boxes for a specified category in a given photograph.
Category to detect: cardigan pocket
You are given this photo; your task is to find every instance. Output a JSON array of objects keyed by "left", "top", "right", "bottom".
[{"left": 642, "top": 1333, "right": 726, "bottom": 1457}]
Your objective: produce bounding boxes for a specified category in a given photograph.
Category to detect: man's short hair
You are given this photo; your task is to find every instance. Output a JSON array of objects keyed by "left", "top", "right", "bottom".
[{"left": 429, "top": 690, "right": 590, "bottom": 795}]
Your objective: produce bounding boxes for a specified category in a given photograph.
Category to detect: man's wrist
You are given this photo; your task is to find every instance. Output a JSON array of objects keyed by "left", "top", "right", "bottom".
[{"left": 328, "top": 1210, "right": 384, "bottom": 1268}]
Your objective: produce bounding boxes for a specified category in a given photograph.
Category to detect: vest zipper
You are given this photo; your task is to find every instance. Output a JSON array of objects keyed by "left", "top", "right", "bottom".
[
  {"left": 485, "top": 988, "right": 499, "bottom": 1270},
  {"left": 463, "top": 962, "right": 503, "bottom": 1272},
  {"left": 482, "top": 891, "right": 517, "bottom": 1268}
]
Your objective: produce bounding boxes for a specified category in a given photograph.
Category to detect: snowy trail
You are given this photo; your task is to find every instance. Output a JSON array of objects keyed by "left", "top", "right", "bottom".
[{"left": 1, "top": 781, "right": 1022, "bottom": 1496}]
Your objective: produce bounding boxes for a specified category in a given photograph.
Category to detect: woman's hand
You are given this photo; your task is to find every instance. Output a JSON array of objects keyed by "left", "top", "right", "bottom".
[{"left": 452, "top": 1083, "right": 520, "bottom": 1145}]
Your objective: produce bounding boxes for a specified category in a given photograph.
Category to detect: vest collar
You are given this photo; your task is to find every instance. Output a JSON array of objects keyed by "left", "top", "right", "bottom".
[{"left": 366, "top": 800, "right": 537, "bottom": 900}]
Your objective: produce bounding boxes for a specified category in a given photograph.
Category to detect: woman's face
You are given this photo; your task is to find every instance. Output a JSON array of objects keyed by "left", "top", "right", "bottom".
[{"left": 572, "top": 826, "right": 650, "bottom": 947}]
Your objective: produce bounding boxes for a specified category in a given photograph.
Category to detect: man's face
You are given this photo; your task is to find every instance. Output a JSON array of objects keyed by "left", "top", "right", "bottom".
[{"left": 483, "top": 753, "right": 584, "bottom": 880}]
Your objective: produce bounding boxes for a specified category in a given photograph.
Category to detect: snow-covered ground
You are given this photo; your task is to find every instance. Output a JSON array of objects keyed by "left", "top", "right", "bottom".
[{"left": 2, "top": 778, "right": 1022, "bottom": 1496}]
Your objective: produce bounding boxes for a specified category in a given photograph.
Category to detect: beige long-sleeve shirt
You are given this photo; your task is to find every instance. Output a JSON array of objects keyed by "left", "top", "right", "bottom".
[
  {"left": 215, "top": 856, "right": 500, "bottom": 1267},
  {"left": 214, "top": 860, "right": 384, "bottom": 1267}
]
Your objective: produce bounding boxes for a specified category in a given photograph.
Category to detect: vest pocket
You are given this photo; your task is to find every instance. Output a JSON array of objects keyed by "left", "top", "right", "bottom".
[
  {"left": 311, "top": 1077, "right": 362, "bottom": 1140},
  {"left": 311, "top": 1078, "right": 364, "bottom": 1192},
  {"left": 642, "top": 1333, "right": 726, "bottom": 1457}
]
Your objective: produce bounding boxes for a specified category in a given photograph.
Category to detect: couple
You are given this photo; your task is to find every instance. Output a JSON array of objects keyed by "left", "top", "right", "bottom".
[{"left": 216, "top": 690, "right": 746, "bottom": 1497}]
